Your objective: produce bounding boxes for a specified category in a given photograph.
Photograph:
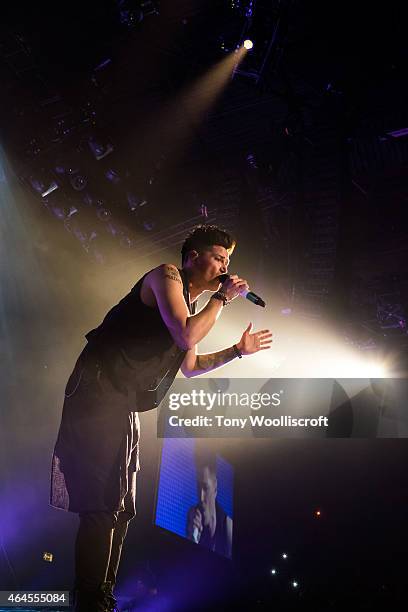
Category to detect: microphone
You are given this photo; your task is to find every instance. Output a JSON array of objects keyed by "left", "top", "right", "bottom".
[
  {"left": 192, "top": 505, "right": 203, "bottom": 543},
  {"left": 192, "top": 527, "right": 200, "bottom": 544},
  {"left": 218, "top": 274, "right": 266, "bottom": 308}
]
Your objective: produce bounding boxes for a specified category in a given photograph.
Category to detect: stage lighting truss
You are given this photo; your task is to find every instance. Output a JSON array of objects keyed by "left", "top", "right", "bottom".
[
  {"left": 106, "top": 168, "right": 121, "bottom": 184},
  {"left": 66, "top": 170, "right": 87, "bottom": 191},
  {"left": 88, "top": 135, "right": 114, "bottom": 161},
  {"left": 220, "top": 0, "right": 288, "bottom": 83},
  {"left": 27, "top": 172, "right": 59, "bottom": 198},
  {"left": 54, "top": 156, "right": 89, "bottom": 192},
  {"left": 117, "top": 0, "right": 159, "bottom": 28},
  {"left": 127, "top": 191, "right": 149, "bottom": 212},
  {"left": 376, "top": 294, "right": 407, "bottom": 332}
]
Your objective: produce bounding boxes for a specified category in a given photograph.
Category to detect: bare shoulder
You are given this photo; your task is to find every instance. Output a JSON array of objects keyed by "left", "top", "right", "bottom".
[
  {"left": 140, "top": 264, "right": 181, "bottom": 307},
  {"left": 144, "top": 264, "right": 189, "bottom": 330},
  {"left": 150, "top": 264, "right": 182, "bottom": 286}
]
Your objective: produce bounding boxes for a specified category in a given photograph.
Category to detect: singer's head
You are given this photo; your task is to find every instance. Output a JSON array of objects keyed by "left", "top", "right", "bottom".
[
  {"left": 181, "top": 224, "right": 236, "bottom": 292},
  {"left": 195, "top": 443, "right": 218, "bottom": 527}
]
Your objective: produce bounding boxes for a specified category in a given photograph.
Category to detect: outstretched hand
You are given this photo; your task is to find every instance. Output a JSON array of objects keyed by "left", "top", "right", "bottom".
[{"left": 236, "top": 322, "right": 273, "bottom": 356}]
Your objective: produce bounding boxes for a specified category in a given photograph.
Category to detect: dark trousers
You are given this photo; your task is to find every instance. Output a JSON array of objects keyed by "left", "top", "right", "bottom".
[{"left": 75, "top": 511, "right": 131, "bottom": 592}]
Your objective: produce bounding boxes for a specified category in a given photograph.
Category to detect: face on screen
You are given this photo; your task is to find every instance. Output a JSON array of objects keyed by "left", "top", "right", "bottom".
[{"left": 197, "top": 466, "right": 217, "bottom": 525}]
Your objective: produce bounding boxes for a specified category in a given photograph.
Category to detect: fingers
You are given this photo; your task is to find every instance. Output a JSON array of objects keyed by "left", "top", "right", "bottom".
[
  {"left": 255, "top": 329, "right": 273, "bottom": 350},
  {"left": 237, "top": 282, "right": 250, "bottom": 290},
  {"left": 193, "top": 510, "right": 203, "bottom": 532},
  {"left": 222, "top": 276, "right": 249, "bottom": 301},
  {"left": 193, "top": 517, "right": 202, "bottom": 530},
  {"left": 250, "top": 331, "right": 273, "bottom": 339},
  {"left": 222, "top": 274, "right": 240, "bottom": 284},
  {"left": 232, "top": 279, "right": 248, "bottom": 289},
  {"left": 226, "top": 276, "right": 247, "bottom": 287},
  {"left": 259, "top": 338, "right": 273, "bottom": 349},
  {"left": 221, "top": 275, "right": 249, "bottom": 292}
]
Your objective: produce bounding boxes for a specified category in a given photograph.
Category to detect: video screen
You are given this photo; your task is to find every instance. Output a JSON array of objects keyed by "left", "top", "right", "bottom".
[{"left": 155, "top": 438, "right": 234, "bottom": 559}]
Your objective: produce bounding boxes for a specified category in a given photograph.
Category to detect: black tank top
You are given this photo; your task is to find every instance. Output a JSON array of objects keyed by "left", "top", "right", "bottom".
[{"left": 84, "top": 267, "right": 195, "bottom": 410}]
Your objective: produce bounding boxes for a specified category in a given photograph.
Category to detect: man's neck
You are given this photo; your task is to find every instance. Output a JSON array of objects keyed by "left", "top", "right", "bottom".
[
  {"left": 208, "top": 507, "right": 217, "bottom": 538},
  {"left": 182, "top": 266, "right": 207, "bottom": 302}
]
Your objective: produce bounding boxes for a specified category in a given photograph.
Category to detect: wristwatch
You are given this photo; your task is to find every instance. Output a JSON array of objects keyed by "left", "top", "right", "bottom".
[
  {"left": 211, "top": 290, "right": 230, "bottom": 306},
  {"left": 233, "top": 344, "right": 243, "bottom": 359}
]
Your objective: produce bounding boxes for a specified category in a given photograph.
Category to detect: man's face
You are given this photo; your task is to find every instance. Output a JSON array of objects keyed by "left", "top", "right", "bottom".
[
  {"left": 197, "top": 466, "right": 217, "bottom": 526},
  {"left": 192, "top": 245, "right": 230, "bottom": 290}
]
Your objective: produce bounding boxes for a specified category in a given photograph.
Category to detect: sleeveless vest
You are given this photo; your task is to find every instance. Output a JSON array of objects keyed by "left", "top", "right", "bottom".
[
  {"left": 84, "top": 267, "right": 195, "bottom": 411},
  {"left": 199, "top": 501, "right": 231, "bottom": 557}
]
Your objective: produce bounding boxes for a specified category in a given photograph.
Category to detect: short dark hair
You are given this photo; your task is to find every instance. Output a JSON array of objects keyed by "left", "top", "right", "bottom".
[
  {"left": 195, "top": 443, "right": 217, "bottom": 478},
  {"left": 181, "top": 224, "right": 236, "bottom": 266}
]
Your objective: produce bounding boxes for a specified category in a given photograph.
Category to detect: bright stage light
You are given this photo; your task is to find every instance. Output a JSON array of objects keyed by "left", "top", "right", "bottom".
[
  {"left": 328, "top": 358, "right": 387, "bottom": 379},
  {"left": 243, "top": 39, "right": 254, "bottom": 50},
  {"left": 270, "top": 568, "right": 277, "bottom": 575},
  {"left": 292, "top": 581, "right": 299, "bottom": 588},
  {"left": 282, "top": 553, "right": 288, "bottom": 559}
]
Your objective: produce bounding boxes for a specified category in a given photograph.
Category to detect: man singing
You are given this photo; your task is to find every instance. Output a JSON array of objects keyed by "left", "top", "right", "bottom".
[
  {"left": 50, "top": 224, "right": 272, "bottom": 612},
  {"left": 186, "top": 444, "right": 233, "bottom": 559}
]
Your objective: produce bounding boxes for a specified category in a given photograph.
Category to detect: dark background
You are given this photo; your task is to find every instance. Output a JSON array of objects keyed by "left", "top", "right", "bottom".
[{"left": 0, "top": 1, "right": 407, "bottom": 609}]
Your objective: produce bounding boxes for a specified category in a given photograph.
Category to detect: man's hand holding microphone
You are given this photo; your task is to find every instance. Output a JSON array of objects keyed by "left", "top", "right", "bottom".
[{"left": 216, "top": 274, "right": 250, "bottom": 303}]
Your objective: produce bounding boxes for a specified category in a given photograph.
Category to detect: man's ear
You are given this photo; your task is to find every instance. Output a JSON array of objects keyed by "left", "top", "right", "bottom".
[{"left": 189, "top": 249, "right": 199, "bottom": 262}]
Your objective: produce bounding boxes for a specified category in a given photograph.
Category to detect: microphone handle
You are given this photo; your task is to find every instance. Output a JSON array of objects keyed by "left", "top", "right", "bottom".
[
  {"left": 218, "top": 274, "right": 266, "bottom": 307},
  {"left": 192, "top": 527, "right": 200, "bottom": 543},
  {"left": 241, "top": 289, "right": 266, "bottom": 308}
]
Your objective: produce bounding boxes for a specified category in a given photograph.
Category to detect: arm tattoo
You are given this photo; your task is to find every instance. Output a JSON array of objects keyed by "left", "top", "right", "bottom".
[
  {"left": 163, "top": 265, "right": 182, "bottom": 285},
  {"left": 193, "top": 347, "right": 236, "bottom": 375}
]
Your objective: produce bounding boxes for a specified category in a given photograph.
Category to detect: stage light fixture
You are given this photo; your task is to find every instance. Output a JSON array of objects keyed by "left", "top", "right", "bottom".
[
  {"left": 106, "top": 168, "right": 121, "bottom": 184},
  {"left": 96, "top": 207, "right": 111, "bottom": 220},
  {"left": 292, "top": 581, "right": 298, "bottom": 588},
  {"left": 243, "top": 39, "right": 254, "bottom": 50},
  {"left": 118, "top": 0, "right": 159, "bottom": 27},
  {"left": 29, "top": 174, "right": 59, "bottom": 198},
  {"left": 41, "top": 181, "right": 59, "bottom": 198},
  {"left": 88, "top": 136, "right": 114, "bottom": 161},
  {"left": 270, "top": 569, "right": 277, "bottom": 575},
  {"left": 282, "top": 553, "right": 288, "bottom": 559},
  {"left": 127, "top": 192, "right": 148, "bottom": 211},
  {"left": 387, "top": 127, "right": 408, "bottom": 138},
  {"left": 49, "top": 205, "right": 66, "bottom": 220},
  {"left": 67, "top": 206, "right": 79, "bottom": 218},
  {"left": 69, "top": 171, "right": 88, "bottom": 191}
]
